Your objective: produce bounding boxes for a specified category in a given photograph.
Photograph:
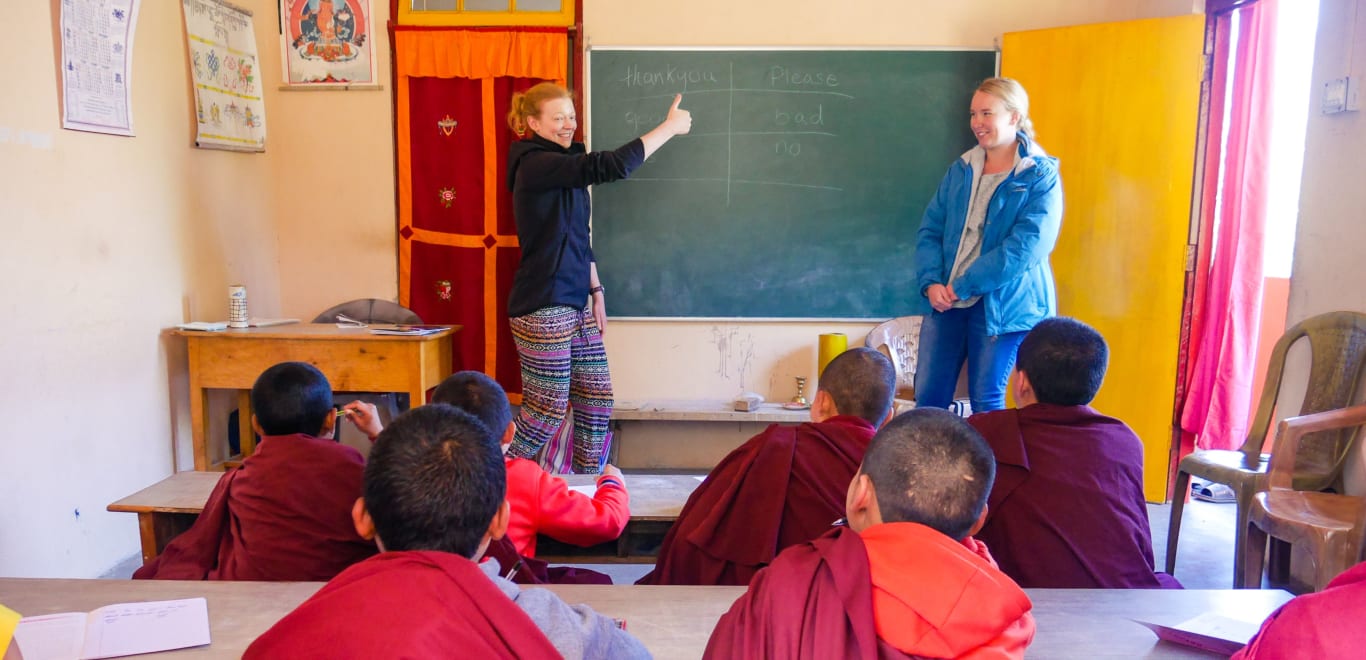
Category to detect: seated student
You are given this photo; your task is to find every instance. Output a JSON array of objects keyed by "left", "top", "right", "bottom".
[
  {"left": 704, "top": 408, "right": 1034, "bottom": 659},
  {"left": 245, "top": 405, "right": 649, "bottom": 659},
  {"left": 134, "top": 362, "right": 376, "bottom": 581},
  {"left": 967, "top": 317, "right": 1180, "bottom": 589},
  {"left": 431, "top": 371, "right": 629, "bottom": 558},
  {"left": 1232, "top": 560, "right": 1366, "bottom": 659},
  {"left": 638, "top": 347, "right": 897, "bottom": 586}
]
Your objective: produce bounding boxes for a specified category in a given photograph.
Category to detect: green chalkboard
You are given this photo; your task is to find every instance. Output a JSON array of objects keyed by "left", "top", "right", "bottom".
[{"left": 588, "top": 48, "right": 997, "bottom": 319}]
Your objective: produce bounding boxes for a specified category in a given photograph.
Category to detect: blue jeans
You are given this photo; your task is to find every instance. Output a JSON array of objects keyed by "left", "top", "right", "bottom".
[{"left": 914, "top": 302, "right": 1027, "bottom": 413}]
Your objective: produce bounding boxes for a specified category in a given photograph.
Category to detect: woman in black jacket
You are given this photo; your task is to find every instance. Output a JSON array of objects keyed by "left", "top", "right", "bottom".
[{"left": 504, "top": 82, "right": 690, "bottom": 473}]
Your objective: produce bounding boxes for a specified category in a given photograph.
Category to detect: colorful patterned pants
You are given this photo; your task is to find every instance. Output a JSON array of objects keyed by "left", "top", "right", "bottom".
[{"left": 507, "top": 304, "right": 614, "bottom": 473}]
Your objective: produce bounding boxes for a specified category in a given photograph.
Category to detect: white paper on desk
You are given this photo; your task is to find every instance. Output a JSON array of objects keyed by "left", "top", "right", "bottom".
[
  {"left": 175, "top": 321, "right": 227, "bottom": 332},
  {"left": 15, "top": 598, "right": 211, "bottom": 660},
  {"left": 568, "top": 485, "right": 597, "bottom": 497},
  {"left": 1135, "top": 612, "right": 1262, "bottom": 655},
  {"left": 13, "top": 613, "right": 85, "bottom": 660}
]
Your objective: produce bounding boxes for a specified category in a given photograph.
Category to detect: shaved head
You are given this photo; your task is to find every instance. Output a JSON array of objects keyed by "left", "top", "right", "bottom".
[
  {"left": 859, "top": 408, "right": 995, "bottom": 540},
  {"left": 817, "top": 347, "right": 897, "bottom": 426}
]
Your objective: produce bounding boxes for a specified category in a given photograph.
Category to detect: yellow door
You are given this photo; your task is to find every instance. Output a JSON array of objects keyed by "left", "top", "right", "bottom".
[{"left": 1003, "top": 15, "right": 1204, "bottom": 502}]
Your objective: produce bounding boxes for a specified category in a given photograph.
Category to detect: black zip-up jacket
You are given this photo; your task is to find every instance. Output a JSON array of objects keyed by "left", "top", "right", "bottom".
[{"left": 505, "top": 135, "right": 645, "bottom": 318}]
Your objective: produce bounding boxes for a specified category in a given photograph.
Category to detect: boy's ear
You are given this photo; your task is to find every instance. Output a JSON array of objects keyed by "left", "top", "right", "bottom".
[
  {"left": 845, "top": 472, "right": 879, "bottom": 532},
  {"left": 352, "top": 498, "right": 376, "bottom": 541},
  {"left": 319, "top": 409, "right": 338, "bottom": 439},
  {"left": 250, "top": 415, "right": 264, "bottom": 438},
  {"left": 487, "top": 499, "right": 511, "bottom": 541},
  {"left": 810, "top": 389, "right": 836, "bottom": 423},
  {"left": 968, "top": 504, "right": 990, "bottom": 537},
  {"left": 501, "top": 422, "right": 516, "bottom": 448}
]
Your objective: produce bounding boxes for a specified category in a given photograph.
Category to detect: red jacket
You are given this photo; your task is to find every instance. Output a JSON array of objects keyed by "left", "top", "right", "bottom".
[
  {"left": 863, "top": 523, "right": 1035, "bottom": 659},
  {"left": 504, "top": 457, "right": 629, "bottom": 557}
]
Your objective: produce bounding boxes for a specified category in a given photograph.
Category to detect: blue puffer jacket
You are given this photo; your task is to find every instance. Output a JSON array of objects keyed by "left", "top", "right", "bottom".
[{"left": 914, "top": 135, "right": 1063, "bottom": 336}]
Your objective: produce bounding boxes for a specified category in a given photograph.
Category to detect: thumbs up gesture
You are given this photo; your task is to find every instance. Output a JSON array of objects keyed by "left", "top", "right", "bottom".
[{"left": 665, "top": 94, "right": 692, "bottom": 136}]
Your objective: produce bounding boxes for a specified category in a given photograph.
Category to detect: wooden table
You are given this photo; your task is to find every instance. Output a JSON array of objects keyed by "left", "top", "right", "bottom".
[
  {"left": 173, "top": 324, "right": 456, "bottom": 470},
  {"left": 540, "top": 474, "right": 706, "bottom": 562},
  {"left": 0, "top": 578, "right": 1294, "bottom": 660},
  {"left": 107, "top": 472, "right": 223, "bottom": 563},
  {"left": 108, "top": 472, "right": 703, "bottom": 564}
]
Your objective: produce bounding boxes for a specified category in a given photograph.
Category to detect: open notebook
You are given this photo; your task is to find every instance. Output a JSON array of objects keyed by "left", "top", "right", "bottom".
[{"left": 13, "top": 598, "right": 210, "bottom": 660}]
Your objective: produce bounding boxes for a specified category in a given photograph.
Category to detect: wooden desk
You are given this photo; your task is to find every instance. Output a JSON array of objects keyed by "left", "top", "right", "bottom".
[
  {"left": 0, "top": 578, "right": 1294, "bottom": 660},
  {"left": 540, "top": 474, "right": 705, "bottom": 562},
  {"left": 107, "top": 472, "right": 223, "bottom": 563},
  {"left": 173, "top": 324, "right": 456, "bottom": 470},
  {"left": 108, "top": 472, "right": 702, "bottom": 564}
]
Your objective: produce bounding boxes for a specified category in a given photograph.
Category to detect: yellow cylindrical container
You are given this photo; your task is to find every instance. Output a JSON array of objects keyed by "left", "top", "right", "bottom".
[{"left": 817, "top": 333, "right": 848, "bottom": 377}]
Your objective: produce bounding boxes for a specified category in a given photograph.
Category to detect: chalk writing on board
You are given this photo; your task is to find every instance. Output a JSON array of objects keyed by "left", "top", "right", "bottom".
[{"left": 608, "top": 61, "right": 852, "bottom": 204}]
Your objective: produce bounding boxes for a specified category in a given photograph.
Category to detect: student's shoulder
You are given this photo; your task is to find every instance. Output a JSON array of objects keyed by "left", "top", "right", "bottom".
[
  {"left": 966, "top": 408, "right": 1021, "bottom": 434},
  {"left": 505, "top": 456, "right": 550, "bottom": 479}
]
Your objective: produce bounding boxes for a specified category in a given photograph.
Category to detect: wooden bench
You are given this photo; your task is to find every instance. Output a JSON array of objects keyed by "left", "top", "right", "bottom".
[
  {"left": 609, "top": 399, "right": 809, "bottom": 469},
  {"left": 108, "top": 471, "right": 703, "bottom": 564},
  {"left": 0, "top": 577, "right": 1295, "bottom": 659}
]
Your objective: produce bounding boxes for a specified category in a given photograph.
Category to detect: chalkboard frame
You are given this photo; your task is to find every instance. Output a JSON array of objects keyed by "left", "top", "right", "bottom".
[{"left": 585, "top": 46, "right": 1000, "bottom": 321}]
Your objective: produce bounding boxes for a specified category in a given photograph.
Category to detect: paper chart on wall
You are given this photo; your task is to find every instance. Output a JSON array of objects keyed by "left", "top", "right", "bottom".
[
  {"left": 181, "top": 0, "right": 267, "bottom": 152},
  {"left": 60, "top": 0, "right": 140, "bottom": 136}
]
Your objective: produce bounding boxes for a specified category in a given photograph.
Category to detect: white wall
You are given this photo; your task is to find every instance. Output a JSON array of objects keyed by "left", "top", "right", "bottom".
[
  {"left": 0, "top": 3, "right": 285, "bottom": 577},
  {"left": 1285, "top": 0, "right": 1366, "bottom": 494}
]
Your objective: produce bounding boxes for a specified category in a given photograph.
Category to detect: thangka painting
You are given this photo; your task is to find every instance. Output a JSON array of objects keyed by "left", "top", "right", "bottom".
[{"left": 280, "top": 0, "right": 375, "bottom": 86}]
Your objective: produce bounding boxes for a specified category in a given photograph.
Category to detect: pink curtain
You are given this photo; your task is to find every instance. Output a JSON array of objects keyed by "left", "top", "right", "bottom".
[{"left": 1179, "top": 0, "right": 1279, "bottom": 450}]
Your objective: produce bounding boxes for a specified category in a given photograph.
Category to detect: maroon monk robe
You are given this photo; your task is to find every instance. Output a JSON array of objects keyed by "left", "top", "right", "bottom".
[
  {"left": 1232, "top": 560, "right": 1366, "bottom": 659},
  {"left": 969, "top": 404, "right": 1180, "bottom": 589},
  {"left": 479, "top": 535, "right": 612, "bottom": 585},
  {"left": 637, "top": 415, "right": 876, "bottom": 586},
  {"left": 702, "top": 526, "right": 910, "bottom": 660},
  {"left": 133, "top": 434, "right": 376, "bottom": 581},
  {"left": 245, "top": 551, "right": 561, "bottom": 659}
]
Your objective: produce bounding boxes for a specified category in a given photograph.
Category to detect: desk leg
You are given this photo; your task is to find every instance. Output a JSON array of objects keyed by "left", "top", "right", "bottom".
[
  {"left": 189, "top": 385, "right": 210, "bottom": 471},
  {"left": 136, "top": 513, "right": 160, "bottom": 563},
  {"left": 137, "top": 512, "right": 200, "bottom": 565},
  {"left": 238, "top": 391, "right": 256, "bottom": 457}
]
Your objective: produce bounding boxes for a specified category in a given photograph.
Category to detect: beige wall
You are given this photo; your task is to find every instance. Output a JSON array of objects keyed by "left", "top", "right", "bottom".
[
  {"left": 1286, "top": 0, "right": 1366, "bottom": 494},
  {"left": 0, "top": 2, "right": 285, "bottom": 576},
  {"left": 271, "top": 6, "right": 398, "bottom": 319}
]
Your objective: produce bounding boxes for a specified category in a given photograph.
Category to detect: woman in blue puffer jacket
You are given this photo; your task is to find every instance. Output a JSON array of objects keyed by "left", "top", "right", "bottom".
[{"left": 913, "top": 77, "right": 1063, "bottom": 413}]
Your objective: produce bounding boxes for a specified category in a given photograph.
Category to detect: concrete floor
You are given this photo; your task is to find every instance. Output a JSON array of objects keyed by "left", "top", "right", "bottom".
[{"left": 1148, "top": 498, "right": 1239, "bottom": 590}]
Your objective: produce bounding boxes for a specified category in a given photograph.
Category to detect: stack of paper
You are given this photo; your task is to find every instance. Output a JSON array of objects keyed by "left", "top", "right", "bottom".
[{"left": 175, "top": 322, "right": 228, "bottom": 332}]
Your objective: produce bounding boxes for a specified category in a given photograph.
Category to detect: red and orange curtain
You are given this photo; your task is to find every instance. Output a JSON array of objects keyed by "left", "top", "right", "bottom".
[
  {"left": 1176, "top": 0, "right": 1279, "bottom": 452},
  {"left": 395, "top": 27, "right": 567, "bottom": 402}
]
